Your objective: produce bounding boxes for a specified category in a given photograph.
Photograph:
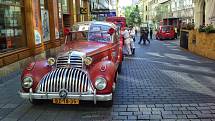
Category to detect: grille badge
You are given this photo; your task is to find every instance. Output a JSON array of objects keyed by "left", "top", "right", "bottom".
[{"left": 59, "top": 89, "right": 68, "bottom": 98}]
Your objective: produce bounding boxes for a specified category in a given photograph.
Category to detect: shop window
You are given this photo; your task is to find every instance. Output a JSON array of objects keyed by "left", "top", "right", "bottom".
[
  {"left": 40, "top": 0, "right": 50, "bottom": 41},
  {"left": 0, "top": 0, "right": 26, "bottom": 53}
]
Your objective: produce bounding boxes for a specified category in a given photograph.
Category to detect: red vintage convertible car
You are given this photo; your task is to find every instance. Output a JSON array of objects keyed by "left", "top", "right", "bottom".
[{"left": 19, "top": 21, "right": 123, "bottom": 106}]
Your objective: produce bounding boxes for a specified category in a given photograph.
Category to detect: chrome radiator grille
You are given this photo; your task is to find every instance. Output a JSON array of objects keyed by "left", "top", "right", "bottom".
[
  {"left": 56, "top": 56, "right": 83, "bottom": 69},
  {"left": 37, "top": 68, "right": 92, "bottom": 93}
]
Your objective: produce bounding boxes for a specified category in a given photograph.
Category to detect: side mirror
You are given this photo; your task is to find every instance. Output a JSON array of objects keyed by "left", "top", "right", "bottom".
[{"left": 108, "top": 28, "right": 115, "bottom": 35}]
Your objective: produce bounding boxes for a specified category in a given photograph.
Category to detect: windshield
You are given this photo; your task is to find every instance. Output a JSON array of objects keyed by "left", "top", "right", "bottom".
[
  {"left": 116, "top": 23, "right": 122, "bottom": 31},
  {"left": 70, "top": 31, "right": 87, "bottom": 41},
  {"left": 162, "top": 26, "right": 171, "bottom": 32},
  {"left": 88, "top": 24, "right": 112, "bottom": 43}
]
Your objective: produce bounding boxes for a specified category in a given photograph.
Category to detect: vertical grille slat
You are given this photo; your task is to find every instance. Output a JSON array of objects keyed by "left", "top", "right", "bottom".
[
  {"left": 85, "top": 75, "right": 88, "bottom": 92},
  {"left": 38, "top": 68, "right": 92, "bottom": 93},
  {"left": 49, "top": 70, "right": 55, "bottom": 92},
  {"left": 69, "top": 69, "right": 75, "bottom": 92},
  {"left": 56, "top": 55, "right": 83, "bottom": 69},
  {"left": 67, "top": 69, "right": 73, "bottom": 91},
  {"left": 55, "top": 68, "right": 61, "bottom": 92}
]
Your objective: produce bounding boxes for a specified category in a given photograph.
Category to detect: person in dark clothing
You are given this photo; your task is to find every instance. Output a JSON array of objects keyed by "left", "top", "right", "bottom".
[
  {"left": 149, "top": 28, "right": 153, "bottom": 39},
  {"left": 138, "top": 28, "right": 145, "bottom": 44},
  {"left": 139, "top": 29, "right": 150, "bottom": 44},
  {"left": 143, "top": 29, "right": 150, "bottom": 44}
]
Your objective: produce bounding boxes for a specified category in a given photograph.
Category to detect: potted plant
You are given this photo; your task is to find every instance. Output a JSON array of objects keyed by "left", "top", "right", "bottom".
[{"left": 198, "top": 24, "right": 215, "bottom": 33}]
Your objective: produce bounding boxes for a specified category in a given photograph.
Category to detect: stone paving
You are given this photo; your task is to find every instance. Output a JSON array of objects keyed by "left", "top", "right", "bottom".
[{"left": 0, "top": 37, "right": 215, "bottom": 121}]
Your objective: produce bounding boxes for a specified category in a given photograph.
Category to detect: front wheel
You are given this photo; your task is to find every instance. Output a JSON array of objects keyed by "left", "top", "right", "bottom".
[
  {"left": 29, "top": 99, "right": 43, "bottom": 105},
  {"left": 103, "top": 100, "right": 113, "bottom": 107},
  {"left": 118, "top": 62, "right": 122, "bottom": 73}
]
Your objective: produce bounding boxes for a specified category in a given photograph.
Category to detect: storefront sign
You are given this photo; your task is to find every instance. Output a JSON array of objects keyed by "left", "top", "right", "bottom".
[
  {"left": 80, "top": 7, "right": 87, "bottom": 14},
  {"left": 107, "top": 12, "right": 116, "bottom": 17}
]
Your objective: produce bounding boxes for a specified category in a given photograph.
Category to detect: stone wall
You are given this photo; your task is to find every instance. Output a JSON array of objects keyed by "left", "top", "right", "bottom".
[{"left": 188, "top": 30, "right": 215, "bottom": 60}]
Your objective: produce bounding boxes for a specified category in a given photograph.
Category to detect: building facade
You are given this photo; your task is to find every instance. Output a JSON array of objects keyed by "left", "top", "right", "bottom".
[
  {"left": 193, "top": 0, "right": 215, "bottom": 27},
  {"left": 0, "top": 0, "right": 90, "bottom": 79},
  {"left": 138, "top": 0, "right": 150, "bottom": 27},
  {"left": 139, "top": 0, "right": 172, "bottom": 28},
  {"left": 171, "top": 0, "right": 194, "bottom": 23},
  {"left": 158, "top": 0, "right": 172, "bottom": 18}
]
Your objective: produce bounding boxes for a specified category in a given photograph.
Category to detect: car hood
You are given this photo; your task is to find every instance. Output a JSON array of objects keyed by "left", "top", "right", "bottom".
[{"left": 62, "top": 41, "right": 111, "bottom": 56}]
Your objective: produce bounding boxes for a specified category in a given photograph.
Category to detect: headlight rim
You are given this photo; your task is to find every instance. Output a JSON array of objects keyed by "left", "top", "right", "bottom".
[
  {"left": 84, "top": 56, "right": 93, "bottom": 66},
  {"left": 47, "top": 57, "right": 56, "bottom": 66},
  {"left": 95, "top": 77, "right": 107, "bottom": 90},
  {"left": 22, "top": 76, "right": 33, "bottom": 89}
]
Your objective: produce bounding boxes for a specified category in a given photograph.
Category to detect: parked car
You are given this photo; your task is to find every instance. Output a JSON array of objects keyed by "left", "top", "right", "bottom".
[
  {"left": 19, "top": 21, "right": 123, "bottom": 106},
  {"left": 156, "top": 25, "right": 175, "bottom": 40}
]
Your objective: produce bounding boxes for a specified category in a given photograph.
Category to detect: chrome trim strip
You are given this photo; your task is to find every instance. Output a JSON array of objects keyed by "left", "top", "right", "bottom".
[{"left": 19, "top": 91, "right": 112, "bottom": 101}]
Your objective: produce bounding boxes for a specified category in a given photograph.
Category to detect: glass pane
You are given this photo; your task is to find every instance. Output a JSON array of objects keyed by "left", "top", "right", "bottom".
[
  {"left": 0, "top": 0, "right": 22, "bottom": 5},
  {"left": 58, "top": 0, "right": 63, "bottom": 37},
  {"left": 0, "top": 5, "right": 26, "bottom": 52},
  {"left": 62, "top": 0, "right": 69, "bottom": 13},
  {"left": 41, "top": 0, "right": 50, "bottom": 41}
]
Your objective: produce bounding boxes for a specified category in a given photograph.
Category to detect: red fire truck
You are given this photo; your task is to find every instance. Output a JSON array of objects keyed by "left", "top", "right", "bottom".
[
  {"left": 106, "top": 17, "right": 126, "bottom": 30},
  {"left": 160, "top": 17, "right": 181, "bottom": 28}
]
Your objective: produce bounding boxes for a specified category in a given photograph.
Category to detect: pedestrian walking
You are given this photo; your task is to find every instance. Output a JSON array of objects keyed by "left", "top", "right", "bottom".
[
  {"left": 138, "top": 27, "right": 145, "bottom": 44},
  {"left": 135, "top": 29, "right": 137, "bottom": 36},
  {"left": 129, "top": 26, "right": 136, "bottom": 55},
  {"left": 149, "top": 28, "right": 153, "bottom": 39},
  {"left": 122, "top": 28, "right": 132, "bottom": 56},
  {"left": 143, "top": 29, "right": 150, "bottom": 44}
]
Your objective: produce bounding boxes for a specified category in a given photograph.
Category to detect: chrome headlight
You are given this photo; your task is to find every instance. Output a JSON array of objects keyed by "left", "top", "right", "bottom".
[
  {"left": 84, "top": 57, "right": 93, "bottom": 66},
  {"left": 95, "top": 77, "right": 107, "bottom": 90},
  {"left": 47, "top": 57, "right": 55, "bottom": 66},
  {"left": 22, "top": 77, "right": 33, "bottom": 89}
]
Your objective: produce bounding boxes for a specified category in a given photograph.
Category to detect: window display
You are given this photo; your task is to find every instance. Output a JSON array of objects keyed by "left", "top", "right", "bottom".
[
  {"left": 58, "top": 0, "right": 63, "bottom": 37},
  {"left": 0, "top": 0, "right": 26, "bottom": 52},
  {"left": 62, "top": 0, "right": 69, "bottom": 14},
  {"left": 40, "top": 0, "right": 50, "bottom": 41}
]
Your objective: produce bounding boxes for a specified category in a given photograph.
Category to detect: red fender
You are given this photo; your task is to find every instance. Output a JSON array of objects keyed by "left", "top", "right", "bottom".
[
  {"left": 21, "top": 60, "right": 52, "bottom": 92},
  {"left": 88, "top": 60, "right": 118, "bottom": 94}
]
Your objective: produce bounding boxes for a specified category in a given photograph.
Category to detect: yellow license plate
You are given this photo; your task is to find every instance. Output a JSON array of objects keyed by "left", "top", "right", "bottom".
[{"left": 53, "top": 98, "right": 79, "bottom": 104}]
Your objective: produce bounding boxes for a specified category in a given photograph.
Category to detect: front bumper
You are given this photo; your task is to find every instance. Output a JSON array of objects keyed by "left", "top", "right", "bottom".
[{"left": 19, "top": 89, "right": 112, "bottom": 104}]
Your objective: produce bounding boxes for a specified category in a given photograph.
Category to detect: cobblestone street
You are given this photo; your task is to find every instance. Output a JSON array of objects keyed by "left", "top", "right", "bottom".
[{"left": 1, "top": 37, "right": 215, "bottom": 121}]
